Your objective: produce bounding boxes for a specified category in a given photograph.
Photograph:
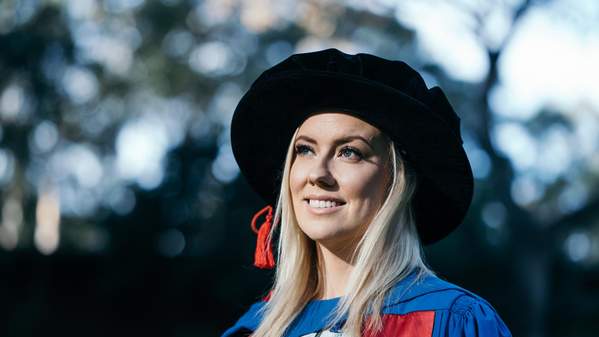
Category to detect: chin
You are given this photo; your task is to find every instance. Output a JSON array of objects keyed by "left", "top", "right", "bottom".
[
  {"left": 299, "top": 223, "right": 351, "bottom": 242},
  {"left": 304, "top": 231, "right": 338, "bottom": 242},
  {"left": 300, "top": 226, "right": 337, "bottom": 241}
]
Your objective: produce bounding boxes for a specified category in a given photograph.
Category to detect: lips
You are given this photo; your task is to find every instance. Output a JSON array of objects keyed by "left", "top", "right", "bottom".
[
  {"left": 308, "top": 199, "right": 341, "bottom": 208},
  {"left": 303, "top": 195, "right": 346, "bottom": 205},
  {"left": 301, "top": 194, "right": 346, "bottom": 214},
  {"left": 302, "top": 199, "right": 346, "bottom": 215}
]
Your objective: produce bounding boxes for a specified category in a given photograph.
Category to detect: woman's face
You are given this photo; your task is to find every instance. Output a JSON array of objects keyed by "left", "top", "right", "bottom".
[{"left": 290, "top": 112, "right": 391, "bottom": 249}]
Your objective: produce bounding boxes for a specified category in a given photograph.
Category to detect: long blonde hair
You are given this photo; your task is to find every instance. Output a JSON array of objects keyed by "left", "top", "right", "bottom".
[{"left": 251, "top": 123, "right": 433, "bottom": 337}]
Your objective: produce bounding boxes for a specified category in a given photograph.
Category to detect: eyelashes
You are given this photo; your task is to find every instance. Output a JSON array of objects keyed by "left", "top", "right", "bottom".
[
  {"left": 294, "top": 144, "right": 312, "bottom": 156},
  {"left": 294, "top": 144, "right": 364, "bottom": 160},
  {"left": 339, "top": 146, "right": 364, "bottom": 160}
]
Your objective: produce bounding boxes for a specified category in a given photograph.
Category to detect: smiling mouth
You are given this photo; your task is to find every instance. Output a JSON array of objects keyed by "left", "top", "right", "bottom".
[{"left": 303, "top": 199, "right": 346, "bottom": 209}]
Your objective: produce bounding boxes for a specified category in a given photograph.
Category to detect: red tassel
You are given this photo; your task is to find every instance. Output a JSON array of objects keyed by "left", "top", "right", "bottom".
[{"left": 250, "top": 205, "right": 275, "bottom": 269}]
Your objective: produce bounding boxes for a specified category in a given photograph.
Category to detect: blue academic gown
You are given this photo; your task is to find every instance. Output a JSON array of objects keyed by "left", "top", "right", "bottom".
[{"left": 221, "top": 271, "right": 512, "bottom": 337}]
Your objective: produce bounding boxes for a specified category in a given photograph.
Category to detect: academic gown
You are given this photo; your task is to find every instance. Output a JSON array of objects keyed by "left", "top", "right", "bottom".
[{"left": 221, "top": 271, "right": 512, "bottom": 337}]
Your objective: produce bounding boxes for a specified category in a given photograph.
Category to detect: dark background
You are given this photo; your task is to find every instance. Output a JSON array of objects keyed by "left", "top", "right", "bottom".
[{"left": 1, "top": 1, "right": 598, "bottom": 336}]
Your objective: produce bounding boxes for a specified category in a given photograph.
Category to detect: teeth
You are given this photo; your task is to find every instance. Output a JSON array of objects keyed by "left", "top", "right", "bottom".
[{"left": 308, "top": 200, "right": 340, "bottom": 208}]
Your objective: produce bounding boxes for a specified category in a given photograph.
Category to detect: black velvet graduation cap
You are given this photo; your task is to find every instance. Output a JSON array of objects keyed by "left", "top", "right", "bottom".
[{"left": 231, "top": 48, "right": 473, "bottom": 245}]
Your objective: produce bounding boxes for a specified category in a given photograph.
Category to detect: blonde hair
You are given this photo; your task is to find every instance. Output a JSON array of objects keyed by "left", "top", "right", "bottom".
[{"left": 251, "top": 123, "right": 433, "bottom": 337}]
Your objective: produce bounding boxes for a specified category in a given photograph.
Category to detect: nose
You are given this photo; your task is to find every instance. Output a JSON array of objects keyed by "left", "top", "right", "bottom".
[{"left": 308, "top": 157, "right": 336, "bottom": 188}]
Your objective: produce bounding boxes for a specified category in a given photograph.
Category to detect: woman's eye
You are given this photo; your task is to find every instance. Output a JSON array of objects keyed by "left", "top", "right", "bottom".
[
  {"left": 339, "top": 146, "right": 363, "bottom": 160},
  {"left": 294, "top": 144, "right": 313, "bottom": 156}
]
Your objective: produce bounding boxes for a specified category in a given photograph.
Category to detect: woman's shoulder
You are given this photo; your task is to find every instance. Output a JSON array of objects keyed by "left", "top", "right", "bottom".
[
  {"left": 221, "top": 273, "right": 512, "bottom": 337},
  {"left": 433, "top": 291, "right": 512, "bottom": 337},
  {"left": 380, "top": 272, "right": 512, "bottom": 337},
  {"left": 383, "top": 272, "right": 492, "bottom": 311},
  {"left": 221, "top": 300, "right": 266, "bottom": 337}
]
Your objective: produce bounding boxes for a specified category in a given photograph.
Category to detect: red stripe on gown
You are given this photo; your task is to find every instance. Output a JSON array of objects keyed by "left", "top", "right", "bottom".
[{"left": 363, "top": 311, "right": 435, "bottom": 337}]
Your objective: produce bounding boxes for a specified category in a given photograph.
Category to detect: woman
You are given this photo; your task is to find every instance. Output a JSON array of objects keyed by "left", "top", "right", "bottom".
[{"left": 222, "top": 48, "right": 512, "bottom": 337}]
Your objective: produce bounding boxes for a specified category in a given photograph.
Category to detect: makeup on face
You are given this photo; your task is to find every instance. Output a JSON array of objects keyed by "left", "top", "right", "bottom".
[{"left": 289, "top": 112, "right": 391, "bottom": 246}]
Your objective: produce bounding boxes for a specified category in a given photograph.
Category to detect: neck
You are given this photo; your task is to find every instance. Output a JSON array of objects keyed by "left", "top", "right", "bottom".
[{"left": 315, "top": 239, "right": 359, "bottom": 299}]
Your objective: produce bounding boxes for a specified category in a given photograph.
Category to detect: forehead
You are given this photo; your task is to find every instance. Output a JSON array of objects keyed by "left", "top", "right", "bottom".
[{"left": 297, "top": 112, "right": 382, "bottom": 140}]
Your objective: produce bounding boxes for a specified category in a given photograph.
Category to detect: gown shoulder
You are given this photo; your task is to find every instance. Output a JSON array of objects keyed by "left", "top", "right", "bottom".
[
  {"left": 221, "top": 300, "right": 266, "bottom": 337},
  {"left": 427, "top": 284, "right": 512, "bottom": 337}
]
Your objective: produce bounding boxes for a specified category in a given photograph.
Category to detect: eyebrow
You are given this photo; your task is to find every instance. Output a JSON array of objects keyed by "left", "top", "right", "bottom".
[{"left": 295, "top": 134, "right": 373, "bottom": 149}]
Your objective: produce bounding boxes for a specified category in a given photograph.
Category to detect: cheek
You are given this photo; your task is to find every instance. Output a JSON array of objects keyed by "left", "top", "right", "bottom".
[
  {"left": 289, "top": 162, "right": 307, "bottom": 196},
  {"left": 339, "top": 166, "right": 388, "bottom": 202}
]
